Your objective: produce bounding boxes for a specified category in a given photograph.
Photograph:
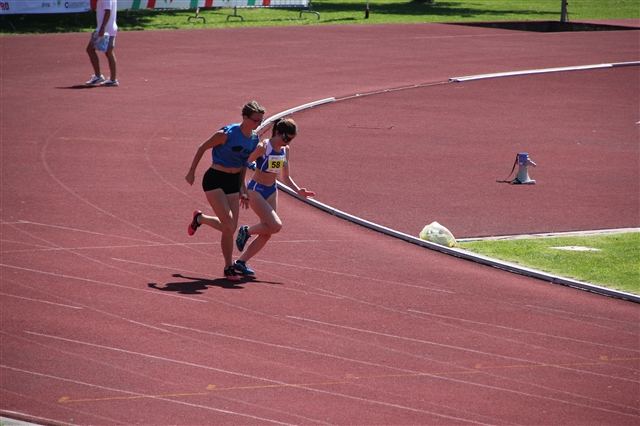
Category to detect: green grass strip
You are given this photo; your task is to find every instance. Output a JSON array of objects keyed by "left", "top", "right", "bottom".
[
  {"left": 2, "top": 0, "right": 639, "bottom": 34},
  {"left": 458, "top": 233, "right": 640, "bottom": 295}
]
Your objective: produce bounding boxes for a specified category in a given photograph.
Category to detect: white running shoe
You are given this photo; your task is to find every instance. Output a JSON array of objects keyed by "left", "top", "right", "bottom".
[
  {"left": 86, "top": 75, "right": 105, "bottom": 85},
  {"left": 101, "top": 79, "right": 119, "bottom": 87}
]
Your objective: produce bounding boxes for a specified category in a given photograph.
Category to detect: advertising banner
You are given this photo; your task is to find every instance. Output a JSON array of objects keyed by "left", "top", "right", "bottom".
[
  {"left": 0, "top": 1, "right": 91, "bottom": 14},
  {"left": 119, "top": 0, "right": 307, "bottom": 9},
  {"left": 1, "top": 0, "right": 306, "bottom": 14}
]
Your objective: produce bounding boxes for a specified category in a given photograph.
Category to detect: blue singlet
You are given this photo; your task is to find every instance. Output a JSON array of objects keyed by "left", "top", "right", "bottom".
[{"left": 211, "top": 123, "right": 259, "bottom": 168}]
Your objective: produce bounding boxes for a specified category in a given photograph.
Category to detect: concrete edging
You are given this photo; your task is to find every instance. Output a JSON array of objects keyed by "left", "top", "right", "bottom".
[{"left": 265, "top": 66, "right": 639, "bottom": 303}]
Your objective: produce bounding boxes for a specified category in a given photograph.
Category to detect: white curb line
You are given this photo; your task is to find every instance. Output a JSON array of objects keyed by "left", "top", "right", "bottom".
[{"left": 264, "top": 64, "right": 639, "bottom": 303}]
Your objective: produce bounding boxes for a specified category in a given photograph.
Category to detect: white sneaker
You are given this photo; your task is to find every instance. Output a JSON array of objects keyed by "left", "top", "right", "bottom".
[
  {"left": 101, "top": 79, "right": 119, "bottom": 87},
  {"left": 86, "top": 75, "right": 105, "bottom": 85}
]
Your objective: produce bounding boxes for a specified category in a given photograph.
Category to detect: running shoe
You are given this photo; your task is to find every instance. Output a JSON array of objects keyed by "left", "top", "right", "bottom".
[
  {"left": 224, "top": 266, "right": 241, "bottom": 282},
  {"left": 233, "top": 260, "right": 255, "bottom": 275},
  {"left": 235, "top": 225, "right": 251, "bottom": 252},
  {"left": 101, "top": 78, "right": 119, "bottom": 87},
  {"left": 188, "top": 210, "right": 202, "bottom": 236},
  {"left": 86, "top": 75, "right": 105, "bottom": 85}
]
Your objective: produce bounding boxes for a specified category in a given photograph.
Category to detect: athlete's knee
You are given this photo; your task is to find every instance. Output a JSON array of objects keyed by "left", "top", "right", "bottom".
[
  {"left": 267, "top": 219, "right": 283, "bottom": 234},
  {"left": 219, "top": 216, "right": 237, "bottom": 235},
  {"left": 222, "top": 220, "right": 237, "bottom": 235},
  {"left": 222, "top": 224, "right": 236, "bottom": 235}
]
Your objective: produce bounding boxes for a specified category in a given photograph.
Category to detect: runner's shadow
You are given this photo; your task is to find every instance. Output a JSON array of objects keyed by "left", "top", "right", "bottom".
[
  {"left": 148, "top": 273, "right": 282, "bottom": 294},
  {"left": 55, "top": 85, "right": 100, "bottom": 89}
]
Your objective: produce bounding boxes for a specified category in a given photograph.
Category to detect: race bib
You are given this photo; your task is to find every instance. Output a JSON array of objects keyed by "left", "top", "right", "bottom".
[{"left": 266, "top": 154, "right": 286, "bottom": 173}]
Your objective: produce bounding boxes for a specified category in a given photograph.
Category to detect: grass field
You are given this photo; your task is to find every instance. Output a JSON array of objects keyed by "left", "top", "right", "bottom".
[
  {"left": 2, "top": 0, "right": 639, "bottom": 34},
  {"left": 459, "top": 233, "right": 640, "bottom": 295}
]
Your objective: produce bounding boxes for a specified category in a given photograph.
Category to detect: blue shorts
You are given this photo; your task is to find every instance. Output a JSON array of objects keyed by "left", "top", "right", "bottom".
[{"left": 247, "top": 180, "right": 277, "bottom": 200}]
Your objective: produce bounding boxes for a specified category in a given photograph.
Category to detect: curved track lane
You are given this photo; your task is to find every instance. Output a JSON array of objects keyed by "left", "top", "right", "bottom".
[{"left": 1, "top": 22, "right": 639, "bottom": 425}]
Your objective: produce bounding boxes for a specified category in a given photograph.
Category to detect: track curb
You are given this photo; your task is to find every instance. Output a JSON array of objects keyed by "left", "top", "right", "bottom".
[{"left": 264, "top": 66, "right": 639, "bottom": 304}]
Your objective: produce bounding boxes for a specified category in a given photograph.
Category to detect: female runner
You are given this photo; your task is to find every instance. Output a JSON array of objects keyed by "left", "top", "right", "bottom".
[
  {"left": 234, "top": 117, "right": 315, "bottom": 275},
  {"left": 186, "top": 101, "right": 265, "bottom": 281}
]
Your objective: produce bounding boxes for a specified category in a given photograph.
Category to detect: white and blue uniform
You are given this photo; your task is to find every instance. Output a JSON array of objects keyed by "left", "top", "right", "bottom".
[{"left": 247, "top": 139, "right": 286, "bottom": 200}]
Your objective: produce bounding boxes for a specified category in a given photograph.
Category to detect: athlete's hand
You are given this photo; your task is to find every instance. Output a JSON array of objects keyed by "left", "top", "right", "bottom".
[
  {"left": 298, "top": 188, "right": 315, "bottom": 198},
  {"left": 240, "top": 193, "right": 250, "bottom": 209},
  {"left": 185, "top": 172, "right": 195, "bottom": 186}
]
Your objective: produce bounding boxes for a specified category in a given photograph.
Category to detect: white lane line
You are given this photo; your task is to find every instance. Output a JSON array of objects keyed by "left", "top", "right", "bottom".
[
  {"left": 525, "top": 304, "right": 639, "bottom": 327},
  {"left": 8, "top": 220, "right": 165, "bottom": 243},
  {"left": 287, "top": 316, "right": 640, "bottom": 384},
  {"left": 0, "top": 293, "right": 83, "bottom": 310},
  {"left": 255, "top": 258, "right": 455, "bottom": 294},
  {"left": 4, "top": 330, "right": 332, "bottom": 426},
  {"left": 1, "top": 221, "right": 212, "bottom": 301},
  {"left": 113, "top": 258, "right": 184, "bottom": 269},
  {"left": 160, "top": 320, "right": 637, "bottom": 419},
  {"left": 0, "top": 365, "right": 295, "bottom": 426},
  {"left": 114, "top": 259, "right": 343, "bottom": 300},
  {"left": 1, "top": 243, "right": 213, "bottom": 254},
  {"left": 0, "top": 263, "right": 206, "bottom": 303},
  {"left": 23, "top": 331, "right": 301, "bottom": 383},
  {"left": 408, "top": 309, "right": 640, "bottom": 353},
  {"left": 159, "top": 324, "right": 513, "bottom": 425},
  {"left": 16, "top": 332, "right": 495, "bottom": 425},
  {"left": 163, "top": 323, "right": 425, "bottom": 372}
]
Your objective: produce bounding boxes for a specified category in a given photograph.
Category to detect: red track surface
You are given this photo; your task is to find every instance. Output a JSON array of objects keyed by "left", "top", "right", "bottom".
[
  {"left": 291, "top": 66, "right": 639, "bottom": 238},
  {"left": 1, "top": 22, "right": 639, "bottom": 425}
]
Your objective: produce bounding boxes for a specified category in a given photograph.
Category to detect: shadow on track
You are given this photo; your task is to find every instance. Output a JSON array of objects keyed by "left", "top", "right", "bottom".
[
  {"left": 148, "top": 273, "right": 282, "bottom": 293},
  {"left": 55, "top": 85, "right": 101, "bottom": 89}
]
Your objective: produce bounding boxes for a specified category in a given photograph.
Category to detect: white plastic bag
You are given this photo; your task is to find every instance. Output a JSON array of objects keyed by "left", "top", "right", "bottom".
[
  {"left": 419, "top": 221, "right": 458, "bottom": 248},
  {"left": 94, "top": 33, "right": 110, "bottom": 52}
]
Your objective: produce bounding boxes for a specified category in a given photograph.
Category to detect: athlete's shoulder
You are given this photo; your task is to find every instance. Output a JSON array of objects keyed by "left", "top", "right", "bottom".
[
  {"left": 256, "top": 139, "right": 268, "bottom": 150},
  {"left": 220, "top": 123, "right": 240, "bottom": 133}
]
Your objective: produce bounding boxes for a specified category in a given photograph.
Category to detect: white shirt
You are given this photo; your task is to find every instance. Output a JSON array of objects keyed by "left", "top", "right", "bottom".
[{"left": 96, "top": 0, "right": 118, "bottom": 36}]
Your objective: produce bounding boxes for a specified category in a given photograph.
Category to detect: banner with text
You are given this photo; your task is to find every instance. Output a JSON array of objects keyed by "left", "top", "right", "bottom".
[
  {"left": 0, "top": 1, "right": 91, "bottom": 14},
  {"left": 120, "top": 0, "right": 308, "bottom": 9},
  {"left": 1, "top": 0, "right": 306, "bottom": 14}
]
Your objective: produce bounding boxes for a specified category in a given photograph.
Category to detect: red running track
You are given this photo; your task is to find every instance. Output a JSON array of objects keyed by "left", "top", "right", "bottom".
[
  {"left": 1, "top": 22, "right": 639, "bottom": 425},
  {"left": 289, "top": 65, "right": 639, "bottom": 238}
]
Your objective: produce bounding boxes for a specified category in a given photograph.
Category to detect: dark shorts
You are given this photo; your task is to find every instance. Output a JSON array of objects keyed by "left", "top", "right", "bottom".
[{"left": 202, "top": 167, "right": 241, "bottom": 194}]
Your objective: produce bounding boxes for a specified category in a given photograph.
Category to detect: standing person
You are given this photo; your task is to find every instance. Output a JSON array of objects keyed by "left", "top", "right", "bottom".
[
  {"left": 186, "top": 101, "right": 265, "bottom": 281},
  {"left": 234, "top": 118, "right": 315, "bottom": 275},
  {"left": 86, "top": 0, "right": 119, "bottom": 87}
]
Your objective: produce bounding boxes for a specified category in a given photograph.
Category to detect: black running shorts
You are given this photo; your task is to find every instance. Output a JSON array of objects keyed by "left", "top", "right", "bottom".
[{"left": 202, "top": 168, "right": 241, "bottom": 194}]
